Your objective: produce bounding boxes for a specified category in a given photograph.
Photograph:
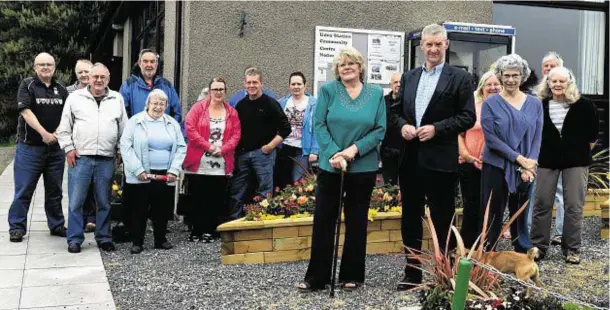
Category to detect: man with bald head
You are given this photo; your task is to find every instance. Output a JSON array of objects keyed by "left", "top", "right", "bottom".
[
  {"left": 8, "top": 53, "right": 69, "bottom": 243},
  {"left": 57, "top": 63, "right": 128, "bottom": 253},
  {"left": 380, "top": 72, "right": 403, "bottom": 185}
]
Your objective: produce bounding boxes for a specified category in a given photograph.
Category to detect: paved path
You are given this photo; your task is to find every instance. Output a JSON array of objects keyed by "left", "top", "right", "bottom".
[{"left": 0, "top": 162, "right": 116, "bottom": 310}]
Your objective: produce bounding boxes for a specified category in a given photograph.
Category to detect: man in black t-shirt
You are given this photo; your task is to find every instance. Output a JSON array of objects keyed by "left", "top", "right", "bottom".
[
  {"left": 228, "top": 67, "right": 291, "bottom": 219},
  {"left": 8, "top": 53, "right": 68, "bottom": 242}
]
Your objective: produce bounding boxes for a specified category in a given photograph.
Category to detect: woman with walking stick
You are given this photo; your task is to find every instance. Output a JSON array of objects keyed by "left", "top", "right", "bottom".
[{"left": 297, "top": 47, "right": 386, "bottom": 292}]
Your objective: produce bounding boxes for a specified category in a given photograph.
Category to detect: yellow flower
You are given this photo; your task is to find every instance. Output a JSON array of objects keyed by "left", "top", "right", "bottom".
[
  {"left": 383, "top": 205, "right": 389, "bottom": 212},
  {"left": 305, "top": 184, "right": 314, "bottom": 192},
  {"left": 367, "top": 209, "right": 378, "bottom": 221},
  {"left": 289, "top": 212, "right": 311, "bottom": 219},
  {"left": 383, "top": 192, "right": 392, "bottom": 202},
  {"left": 112, "top": 184, "right": 119, "bottom": 191},
  {"left": 389, "top": 206, "right": 402, "bottom": 214},
  {"left": 260, "top": 199, "right": 269, "bottom": 208},
  {"left": 117, "top": 190, "right": 123, "bottom": 196}
]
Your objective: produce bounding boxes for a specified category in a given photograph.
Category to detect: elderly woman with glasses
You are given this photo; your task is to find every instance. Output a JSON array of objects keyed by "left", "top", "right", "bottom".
[
  {"left": 480, "top": 54, "right": 543, "bottom": 253},
  {"left": 183, "top": 77, "right": 241, "bottom": 243},
  {"left": 120, "top": 89, "right": 186, "bottom": 254},
  {"left": 458, "top": 70, "right": 501, "bottom": 248},
  {"left": 530, "top": 67, "right": 598, "bottom": 264}
]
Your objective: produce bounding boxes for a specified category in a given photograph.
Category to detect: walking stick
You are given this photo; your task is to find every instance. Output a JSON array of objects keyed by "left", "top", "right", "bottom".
[{"left": 330, "top": 159, "right": 347, "bottom": 298}]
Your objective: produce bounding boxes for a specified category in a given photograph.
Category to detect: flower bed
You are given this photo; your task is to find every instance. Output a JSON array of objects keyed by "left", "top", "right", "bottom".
[{"left": 217, "top": 211, "right": 458, "bottom": 265}]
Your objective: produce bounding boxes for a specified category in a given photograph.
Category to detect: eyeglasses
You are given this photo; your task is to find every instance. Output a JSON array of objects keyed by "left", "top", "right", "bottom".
[
  {"left": 35, "top": 63, "right": 55, "bottom": 67},
  {"left": 501, "top": 74, "right": 522, "bottom": 80},
  {"left": 149, "top": 102, "right": 166, "bottom": 107},
  {"left": 210, "top": 88, "right": 225, "bottom": 92}
]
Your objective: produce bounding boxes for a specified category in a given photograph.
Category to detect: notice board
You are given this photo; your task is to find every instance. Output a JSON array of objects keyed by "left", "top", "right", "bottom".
[{"left": 313, "top": 26, "right": 405, "bottom": 97}]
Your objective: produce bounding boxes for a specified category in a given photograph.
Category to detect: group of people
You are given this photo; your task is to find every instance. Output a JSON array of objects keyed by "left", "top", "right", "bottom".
[
  {"left": 297, "top": 23, "right": 598, "bottom": 292},
  {"left": 6, "top": 49, "right": 318, "bottom": 256},
  {"left": 6, "top": 22, "right": 598, "bottom": 293}
]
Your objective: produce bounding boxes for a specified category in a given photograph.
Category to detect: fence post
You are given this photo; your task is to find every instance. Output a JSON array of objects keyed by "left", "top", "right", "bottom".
[{"left": 452, "top": 258, "right": 473, "bottom": 310}]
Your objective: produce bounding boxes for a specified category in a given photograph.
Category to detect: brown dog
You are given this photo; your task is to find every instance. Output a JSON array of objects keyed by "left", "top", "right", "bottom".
[{"left": 482, "top": 247, "right": 544, "bottom": 297}]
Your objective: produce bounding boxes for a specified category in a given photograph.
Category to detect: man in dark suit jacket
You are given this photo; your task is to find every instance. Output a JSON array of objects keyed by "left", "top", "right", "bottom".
[{"left": 390, "top": 24, "right": 475, "bottom": 290}]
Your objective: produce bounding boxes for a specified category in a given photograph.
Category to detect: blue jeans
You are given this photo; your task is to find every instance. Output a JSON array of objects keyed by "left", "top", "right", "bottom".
[
  {"left": 228, "top": 149, "right": 276, "bottom": 219},
  {"left": 8, "top": 143, "right": 65, "bottom": 232},
  {"left": 527, "top": 173, "right": 564, "bottom": 236},
  {"left": 67, "top": 155, "right": 114, "bottom": 245}
]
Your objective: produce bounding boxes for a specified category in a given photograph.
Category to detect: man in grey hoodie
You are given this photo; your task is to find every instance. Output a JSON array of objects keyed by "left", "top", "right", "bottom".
[{"left": 57, "top": 63, "right": 128, "bottom": 254}]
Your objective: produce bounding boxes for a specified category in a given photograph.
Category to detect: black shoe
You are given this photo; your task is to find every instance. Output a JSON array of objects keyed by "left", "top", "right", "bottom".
[
  {"left": 534, "top": 249, "right": 547, "bottom": 262},
  {"left": 130, "top": 245, "right": 144, "bottom": 254},
  {"left": 188, "top": 234, "right": 201, "bottom": 242},
  {"left": 201, "top": 233, "right": 213, "bottom": 243},
  {"left": 50, "top": 226, "right": 67, "bottom": 237},
  {"left": 68, "top": 243, "right": 81, "bottom": 253},
  {"left": 550, "top": 235, "right": 562, "bottom": 246},
  {"left": 9, "top": 231, "right": 25, "bottom": 243},
  {"left": 397, "top": 275, "right": 422, "bottom": 291},
  {"left": 154, "top": 241, "right": 173, "bottom": 250},
  {"left": 97, "top": 241, "right": 116, "bottom": 252}
]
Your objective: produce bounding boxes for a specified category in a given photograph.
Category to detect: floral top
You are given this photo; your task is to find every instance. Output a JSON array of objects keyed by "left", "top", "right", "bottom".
[{"left": 194, "top": 117, "right": 226, "bottom": 175}]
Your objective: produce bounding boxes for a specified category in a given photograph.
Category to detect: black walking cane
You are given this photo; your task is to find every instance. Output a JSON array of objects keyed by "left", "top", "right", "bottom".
[{"left": 330, "top": 159, "right": 348, "bottom": 298}]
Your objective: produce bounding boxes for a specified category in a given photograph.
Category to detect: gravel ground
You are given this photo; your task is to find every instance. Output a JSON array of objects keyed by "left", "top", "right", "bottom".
[
  {"left": 0, "top": 145, "right": 15, "bottom": 175},
  {"left": 102, "top": 217, "right": 609, "bottom": 310}
]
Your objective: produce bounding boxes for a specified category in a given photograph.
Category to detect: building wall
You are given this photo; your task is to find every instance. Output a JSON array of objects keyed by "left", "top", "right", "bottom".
[
  {"left": 179, "top": 1, "right": 493, "bottom": 109},
  {"left": 163, "top": 1, "right": 177, "bottom": 85}
]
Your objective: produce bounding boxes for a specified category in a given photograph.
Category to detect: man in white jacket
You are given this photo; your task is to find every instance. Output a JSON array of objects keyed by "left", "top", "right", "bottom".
[{"left": 57, "top": 63, "right": 128, "bottom": 254}]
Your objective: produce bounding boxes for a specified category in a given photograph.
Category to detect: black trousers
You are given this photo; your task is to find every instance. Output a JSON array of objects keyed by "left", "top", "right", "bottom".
[
  {"left": 458, "top": 163, "right": 482, "bottom": 249},
  {"left": 480, "top": 164, "right": 533, "bottom": 253},
  {"left": 304, "top": 170, "right": 376, "bottom": 289},
  {"left": 399, "top": 161, "right": 458, "bottom": 279},
  {"left": 380, "top": 146, "right": 401, "bottom": 186},
  {"left": 186, "top": 174, "right": 229, "bottom": 237},
  {"left": 123, "top": 170, "right": 175, "bottom": 246}
]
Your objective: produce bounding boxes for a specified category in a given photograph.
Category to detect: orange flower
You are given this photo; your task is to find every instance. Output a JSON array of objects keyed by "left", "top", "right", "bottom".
[{"left": 297, "top": 196, "right": 309, "bottom": 205}]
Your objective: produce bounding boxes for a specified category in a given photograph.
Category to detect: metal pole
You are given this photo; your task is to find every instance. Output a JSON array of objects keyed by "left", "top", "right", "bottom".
[
  {"left": 452, "top": 258, "right": 473, "bottom": 310},
  {"left": 329, "top": 169, "right": 346, "bottom": 298}
]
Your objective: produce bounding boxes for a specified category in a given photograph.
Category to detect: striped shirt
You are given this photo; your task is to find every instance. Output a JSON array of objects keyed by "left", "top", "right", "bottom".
[
  {"left": 415, "top": 63, "right": 444, "bottom": 127},
  {"left": 549, "top": 99, "right": 571, "bottom": 133}
]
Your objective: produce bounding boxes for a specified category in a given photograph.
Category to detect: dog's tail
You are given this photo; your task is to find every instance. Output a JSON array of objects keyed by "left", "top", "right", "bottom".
[{"left": 527, "top": 247, "right": 539, "bottom": 261}]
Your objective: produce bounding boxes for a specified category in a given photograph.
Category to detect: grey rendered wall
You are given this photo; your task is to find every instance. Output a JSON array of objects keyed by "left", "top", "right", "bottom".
[{"left": 180, "top": 1, "right": 492, "bottom": 110}]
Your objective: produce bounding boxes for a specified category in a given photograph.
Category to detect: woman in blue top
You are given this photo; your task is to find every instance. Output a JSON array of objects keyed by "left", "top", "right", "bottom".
[
  {"left": 480, "top": 54, "right": 543, "bottom": 253},
  {"left": 120, "top": 89, "right": 186, "bottom": 254},
  {"left": 276, "top": 72, "right": 319, "bottom": 188},
  {"left": 298, "top": 47, "right": 386, "bottom": 291}
]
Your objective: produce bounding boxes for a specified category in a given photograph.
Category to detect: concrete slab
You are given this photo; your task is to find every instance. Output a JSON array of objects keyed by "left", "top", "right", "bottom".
[
  {"left": 0, "top": 287, "right": 20, "bottom": 309},
  {"left": 23, "top": 266, "right": 107, "bottom": 287},
  {"left": 0, "top": 269, "right": 23, "bottom": 289},
  {"left": 28, "top": 220, "right": 54, "bottom": 232},
  {"left": 20, "top": 283, "right": 114, "bottom": 309},
  {"left": 25, "top": 251, "right": 102, "bottom": 269},
  {"left": 26, "top": 233, "right": 92, "bottom": 255},
  {"left": 0, "top": 220, "right": 9, "bottom": 232},
  {"left": 0, "top": 234, "right": 27, "bottom": 255},
  {"left": 0, "top": 255, "right": 26, "bottom": 270},
  {"left": 20, "top": 303, "right": 115, "bottom": 310}
]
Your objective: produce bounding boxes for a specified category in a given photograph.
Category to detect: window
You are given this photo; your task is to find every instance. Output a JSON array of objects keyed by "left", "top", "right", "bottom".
[
  {"left": 131, "top": 1, "right": 165, "bottom": 71},
  {"left": 493, "top": 3, "right": 606, "bottom": 95}
]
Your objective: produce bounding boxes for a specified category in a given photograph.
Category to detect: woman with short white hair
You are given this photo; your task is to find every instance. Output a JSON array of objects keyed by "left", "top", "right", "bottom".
[
  {"left": 480, "top": 54, "right": 543, "bottom": 253},
  {"left": 530, "top": 67, "right": 598, "bottom": 264},
  {"left": 120, "top": 89, "right": 186, "bottom": 254}
]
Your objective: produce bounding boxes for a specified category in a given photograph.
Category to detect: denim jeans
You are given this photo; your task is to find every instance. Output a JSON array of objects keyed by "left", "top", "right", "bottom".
[
  {"left": 8, "top": 143, "right": 65, "bottom": 232},
  {"left": 228, "top": 149, "right": 276, "bottom": 219},
  {"left": 527, "top": 173, "right": 564, "bottom": 237},
  {"left": 67, "top": 155, "right": 114, "bottom": 245}
]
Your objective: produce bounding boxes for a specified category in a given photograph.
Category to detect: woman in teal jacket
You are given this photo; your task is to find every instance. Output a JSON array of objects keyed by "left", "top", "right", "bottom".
[
  {"left": 298, "top": 48, "right": 386, "bottom": 291},
  {"left": 277, "top": 72, "right": 319, "bottom": 187}
]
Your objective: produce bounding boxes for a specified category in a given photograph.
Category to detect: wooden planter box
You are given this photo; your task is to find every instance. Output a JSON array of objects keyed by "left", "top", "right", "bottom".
[
  {"left": 600, "top": 199, "right": 609, "bottom": 239},
  {"left": 582, "top": 189, "right": 610, "bottom": 217},
  {"left": 218, "top": 211, "right": 463, "bottom": 265}
]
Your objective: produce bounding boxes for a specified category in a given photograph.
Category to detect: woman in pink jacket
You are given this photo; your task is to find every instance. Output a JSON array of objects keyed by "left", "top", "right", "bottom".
[{"left": 183, "top": 77, "right": 241, "bottom": 242}]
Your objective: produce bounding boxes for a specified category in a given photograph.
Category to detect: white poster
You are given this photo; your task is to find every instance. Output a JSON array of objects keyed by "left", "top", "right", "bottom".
[
  {"left": 367, "top": 34, "right": 402, "bottom": 84},
  {"left": 316, "top": 30, "right": 352, "bottom": 81}
]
